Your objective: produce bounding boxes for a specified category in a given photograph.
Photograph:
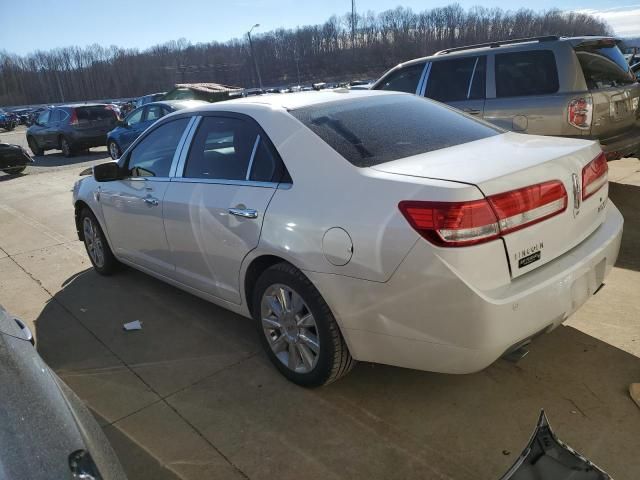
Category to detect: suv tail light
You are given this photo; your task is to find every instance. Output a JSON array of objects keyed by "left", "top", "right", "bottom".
[
  {"left": 399, "top": 181, "right": 568, "bottom": 247},
  {"left": 568, "top": 97, "right": 592, "bottom": 130},
  {"left": 582, "top": 152, "right": 608, "bottom": 200},
  {"left": 69, "top": 109, "right": 78, "bottom": 126}
]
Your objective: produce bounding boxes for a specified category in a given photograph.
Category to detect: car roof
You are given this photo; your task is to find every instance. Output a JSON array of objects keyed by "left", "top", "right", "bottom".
[
  {"left": 55, "top": 103, "right": 108, "bottom": 109},
  {"left": 145, "top": 99, "right": 207, "bottom": 109},
  {"left": 198, "top": 89, "right": 404, "bottom": 111}
]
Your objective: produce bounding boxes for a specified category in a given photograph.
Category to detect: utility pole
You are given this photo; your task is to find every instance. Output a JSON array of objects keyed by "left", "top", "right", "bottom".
[
  {"left": 247, "top": 24, "right": 264, "bottom": 90},
  {"left": 351, "top": 0, "right": 356, "bottom": 49}
]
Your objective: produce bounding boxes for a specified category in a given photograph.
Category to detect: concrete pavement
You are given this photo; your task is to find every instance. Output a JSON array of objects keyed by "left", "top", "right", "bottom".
[{"left": 1, "top": 128, "right": 640, "bottom": 479}]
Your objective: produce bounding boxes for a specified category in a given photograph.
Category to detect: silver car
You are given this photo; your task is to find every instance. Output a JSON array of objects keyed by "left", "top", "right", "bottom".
[{"left": 373, "top": 36, "right": 640, "bottom": 159}]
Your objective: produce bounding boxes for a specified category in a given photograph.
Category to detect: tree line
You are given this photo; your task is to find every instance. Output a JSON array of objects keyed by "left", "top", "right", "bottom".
[{"left": 0, "top": 4, "right": 610, "bottom": 106}]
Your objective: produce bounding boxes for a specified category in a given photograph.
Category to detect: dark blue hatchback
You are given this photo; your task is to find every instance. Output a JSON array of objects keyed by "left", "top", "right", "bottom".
[{"left": 106, "top": 100, "right": 205, "bottom": 159}]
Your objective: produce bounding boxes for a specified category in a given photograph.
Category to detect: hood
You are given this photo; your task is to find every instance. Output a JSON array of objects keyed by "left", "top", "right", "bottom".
[{"left": 0, "top": 307, "right": 127, "bottom": 479}]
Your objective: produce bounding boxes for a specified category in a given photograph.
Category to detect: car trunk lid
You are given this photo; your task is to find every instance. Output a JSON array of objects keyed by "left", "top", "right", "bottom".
[{"left": 373, "top": 132, "right": 608, "bottom": 278}]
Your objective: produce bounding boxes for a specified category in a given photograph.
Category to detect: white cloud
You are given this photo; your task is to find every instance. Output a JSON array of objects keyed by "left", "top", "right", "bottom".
[{"left": 575, "top": 5, "right": 640, "bottom": 37}]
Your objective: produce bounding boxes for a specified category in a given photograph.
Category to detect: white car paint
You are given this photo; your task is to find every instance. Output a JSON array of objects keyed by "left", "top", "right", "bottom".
[{"left": 73, "top": 90, "right": 623, "bottom": 377}]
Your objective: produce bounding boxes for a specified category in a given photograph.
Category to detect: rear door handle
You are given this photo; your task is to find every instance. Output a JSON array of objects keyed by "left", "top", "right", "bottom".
[
  {"left": 228, "top": 207, "right": 258, "bottom": 219},
  {"left": 143, "top": 197, "right": 159, "bottom": 207},
  {"left": 463, "top": 108, "right": 481, "bottom": 115}
]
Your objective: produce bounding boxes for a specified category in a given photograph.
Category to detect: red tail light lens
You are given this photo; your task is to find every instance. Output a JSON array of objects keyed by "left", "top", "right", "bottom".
[
  {"left": 399, "top": 181, "right": 568, "bottom": 247},
  {"left": 69, "top": 109, "right": 78, "bottom": 126},
  {"left": 582, "top": 152, "right": 608, "bottom": 200},
  {"left": 568, "top": 97, "right": 592, "bottom": 130}
]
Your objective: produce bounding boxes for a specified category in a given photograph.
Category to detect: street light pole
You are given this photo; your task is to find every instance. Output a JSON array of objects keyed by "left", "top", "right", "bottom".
[{"left": 247, "top": 24, "right": 264, "bottom": 90}]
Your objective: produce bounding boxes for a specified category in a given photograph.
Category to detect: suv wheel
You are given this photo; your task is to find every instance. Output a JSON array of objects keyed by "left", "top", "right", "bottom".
[
  {"left": 252, "top": 262, "right": 355, "bottom": 387},
  {"left": 27, "top": 137, "right": 43, "bottom": 156},
  {"left": 80, "top": 208, "right": 118, "bottom": 275},
  {"left": 108, "top": 140, "right": 121, "bottom": 160},
  {"left": 60, "top": 137, "right": 75, "bottom": 157}
]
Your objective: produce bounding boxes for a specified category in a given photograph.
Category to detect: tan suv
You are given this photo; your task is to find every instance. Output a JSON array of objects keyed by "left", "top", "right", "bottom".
[{"left": 372, "top": 36, "right": 640, "bottom": 159}]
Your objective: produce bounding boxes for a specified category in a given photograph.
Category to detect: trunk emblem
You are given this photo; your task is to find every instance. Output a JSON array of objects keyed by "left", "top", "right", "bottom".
[{"left": 572, "top": 173, "right": 581, "bottom": 214}]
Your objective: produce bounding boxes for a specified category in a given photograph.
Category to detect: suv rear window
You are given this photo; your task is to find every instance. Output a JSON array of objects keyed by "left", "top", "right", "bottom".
[
  {"left": 290, "top": 94, "right": 501, "bottom": 167},
  {"left": 575, "top": 44, "right": 635, "bottom": 89},
  {"left": 495, "top": 50, "right": 559, "bottom": 98}
]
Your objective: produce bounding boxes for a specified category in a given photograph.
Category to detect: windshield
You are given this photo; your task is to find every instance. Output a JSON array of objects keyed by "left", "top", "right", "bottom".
[{"left": 290, "top": 94, "right": 501, "bottom": 167}]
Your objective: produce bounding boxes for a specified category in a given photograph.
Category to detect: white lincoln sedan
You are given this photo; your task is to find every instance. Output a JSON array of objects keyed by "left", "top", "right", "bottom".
[{"left": 73, "top": 90, "right": 623, "bottom": 386}]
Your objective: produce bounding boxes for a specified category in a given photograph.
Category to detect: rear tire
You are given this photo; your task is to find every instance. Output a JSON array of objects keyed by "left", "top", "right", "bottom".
[
  {"left": 27, "top": 137, "right": 43, "bottom": 156},
  {"left": 2, "top": 166, "right": 26, "bottom": 175},
  {"left": 80, "top": 208, "right": 118, "bottom": 275},
  {"left": 60, "top": 136, "right": 75, "bottom": 157},
  {"left": 252, "top": 262, "right": 355, "bottom": 387}
]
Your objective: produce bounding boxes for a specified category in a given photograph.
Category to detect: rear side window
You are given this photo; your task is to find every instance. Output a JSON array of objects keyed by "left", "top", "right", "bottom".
[
  {"left": 290, "top": 94, "right": 501, "bottom": 167},
  {"left": 76, "top": 106, "right": 116, "bottom": 122},
  {"left": 495, "top": 50, "right": 559, "bottom": 98},
  {"left": 576, "top": 45, "right": 635, "bottom": 89},
  {"left": 185, "top": 116, "right": 286, "bottom": 182},
  {"left": 375, "top": 63, "right": 425, "bottom": 94},
  {"left": 425, "top": 56, "right": 485, "bottom": 102}
]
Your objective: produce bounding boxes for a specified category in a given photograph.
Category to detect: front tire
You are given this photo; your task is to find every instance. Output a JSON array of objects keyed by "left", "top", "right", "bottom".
[
  {"left": 252, "top": 262, "right": 355, "bottom": 387},
  {"left": 3, "top": 166, "right": 26, "bottom": 175},
  {"left": 27, "top": 137, "right": 44, "bottom": 156},
  {"left": 80, "top": 208, "right": 118, "bottom": 275},
  {"left": 60, "top": 136, "right": 75, "bottom": 157},
  {"left": 108, "top": 140, "right": 121, "bottom": 160}
]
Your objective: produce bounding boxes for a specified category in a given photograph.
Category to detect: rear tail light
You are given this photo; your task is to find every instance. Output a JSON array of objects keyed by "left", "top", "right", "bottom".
[
  {"left": 582, "top": 152, "right": 608, "bottom": 200},
  {"left": 568, "top": 97, "right": 592, "bottom": 130},
  {"left": 399, "top": 181, "right": 567, "bottom": 247},
  {"left": 69, "top": 109, "right": 78, "bottom": 126}
]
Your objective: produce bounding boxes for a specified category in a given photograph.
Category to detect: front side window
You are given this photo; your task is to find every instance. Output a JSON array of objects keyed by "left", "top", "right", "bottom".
[
  {"left": 375, "top": 63, "right": 425, "bottom": 94},
  {"left": 495, "top": 50, "right": 559, "bottom": 98},
  {"left": 425, "top": 56, "right": 485, "bottom": 102},
  {"left": 126, "top": 108, "right": 143, "bottom": 126},
  {"left": 576, "top": 44, "right": 635, "bottom": 89},
  {"left": 126, "top": 118, "right": 189, "bottom": 177},
  {"left": 145, "top": 105, "right": 163, "bottom": 122},
  {"left": 291, "top": 95, "right": 502, "bottom": 167}
]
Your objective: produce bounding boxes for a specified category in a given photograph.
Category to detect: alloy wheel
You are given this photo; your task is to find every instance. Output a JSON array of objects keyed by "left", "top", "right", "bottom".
[
  {"left": 261, "top": 284, "right": 320, "bottom": 373},
  {"left": 109, "top": 141, "right": 119, "bottom": 160},
  {"left": 83, "top": 217, "right": 105, "bottom": 268}
]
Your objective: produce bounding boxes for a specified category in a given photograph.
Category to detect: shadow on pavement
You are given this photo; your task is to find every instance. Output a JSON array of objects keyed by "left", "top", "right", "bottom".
[
  {"left": 609, "top": 181, "right": 640, "bottom": 272},
  {"left": 31, "top": 150, "right": 109, "bottom": 168},
  {"left": 31, "top": 264, "right": 640, "bottom": 480}
]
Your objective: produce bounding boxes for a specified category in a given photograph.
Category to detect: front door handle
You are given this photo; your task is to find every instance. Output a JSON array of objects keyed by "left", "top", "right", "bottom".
[
  {"left": 143, "top": 197, "right": 159, "bottom": 207},
  {"left": 463, "top": 108, "right": 481, "bottom": 115},
  {"left": 228, "top": 207, "right": 258, "bottom": 219}
]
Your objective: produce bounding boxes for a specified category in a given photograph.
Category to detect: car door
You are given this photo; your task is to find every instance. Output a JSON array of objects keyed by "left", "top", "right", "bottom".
[
  {"left": 44, "top": 109, "right": 63, "bottom": 146},
  {"left": 120, "top": 107, "right": 145, "bottom": 149},
  {"left": 98, "top": 117, "right": 192, "bottom": 275},
  {"left": 163, "top": 114, "right": 286, "bottom": 303},
  {"left": 422, "top": 56, "right": 486, "bottom": 117},
  {"left": 32, "top": 110, "right": 51, "bottom": 148}
]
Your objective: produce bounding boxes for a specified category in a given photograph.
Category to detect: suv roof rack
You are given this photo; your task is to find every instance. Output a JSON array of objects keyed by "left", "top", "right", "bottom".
[{"left": 434, "top": 36, "right": 560, "bottom": 55}]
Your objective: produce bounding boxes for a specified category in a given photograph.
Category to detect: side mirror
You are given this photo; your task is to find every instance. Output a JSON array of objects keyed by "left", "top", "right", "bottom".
[{"left": 93, "top": 162, "right": 123, "bottom": 182}]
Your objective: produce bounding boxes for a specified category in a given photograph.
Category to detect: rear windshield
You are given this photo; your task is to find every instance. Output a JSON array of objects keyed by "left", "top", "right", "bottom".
[
  {"left": 76, "top": 106, "right": 115, "bottom": 121},
  {"left": 290, "top": 94, "right": 501, "bottom": 167},
  {"left": 576, "top": 44, "right": 635, "bottom": 89}
]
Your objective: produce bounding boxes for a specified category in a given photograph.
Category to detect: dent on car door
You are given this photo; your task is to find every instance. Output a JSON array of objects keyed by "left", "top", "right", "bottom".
[
  {"left": 98, "top": 117, "right": 191, "bottom": 275},
  {"left": 423, "top": 56, "right": 486, "bottom": 116},
  {"left": 163, "top": 115, "right": 285, "bottom": 303}
]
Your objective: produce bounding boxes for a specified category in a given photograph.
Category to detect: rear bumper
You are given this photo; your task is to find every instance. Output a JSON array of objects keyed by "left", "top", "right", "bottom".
[
  {"left": 592, "top": 126, "right": 640, "bottom": 157},
  {"left": 68, "top": 131, "right": 109, "bottom": 148},
  {"left": 306, "top": 202, "right": 623, "bottom": 374}
]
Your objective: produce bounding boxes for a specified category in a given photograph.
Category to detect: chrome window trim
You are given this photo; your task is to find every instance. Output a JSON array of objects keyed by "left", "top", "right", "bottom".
[
  {"left": 467, "top": 57, "right": 480, "bottom": 99},
  {"left": 418, "top": 62, "right": 432, "bottom": 97},
  {"left": 245, "top": 134, "right": 261, "bottom": 180},
  {"left": 170, "top": 177, "right": 279, "bottom": 189},
  {"left": 124, "top": 176, "right": 172, "bottom": 183},
  {"left": 172, "top": 116, "right": 201, "bottom": 178},
  {"left": 415, "top": 62, "right": 430, "bottom": 96}
]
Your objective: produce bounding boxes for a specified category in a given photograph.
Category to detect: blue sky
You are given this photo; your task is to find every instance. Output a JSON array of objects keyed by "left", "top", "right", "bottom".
[{"left": 2, "top": 0, "right": 640, "bottom": 56}]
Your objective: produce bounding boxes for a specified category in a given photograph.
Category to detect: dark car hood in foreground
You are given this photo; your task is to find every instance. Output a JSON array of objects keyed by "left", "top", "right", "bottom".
[{"left": 0, "top": 306, "right": 126, "bottom": 480}]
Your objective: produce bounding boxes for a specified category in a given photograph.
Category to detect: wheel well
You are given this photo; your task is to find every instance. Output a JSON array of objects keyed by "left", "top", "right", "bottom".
[
  {"left": 74, "top": 201, "right": 90, "bottom": 240},
  {"left": 58, "top": 135, "right": 65, "bottom": 148},
  {"left": 244, "top": 255, "right": 291, "bottom": 316}
]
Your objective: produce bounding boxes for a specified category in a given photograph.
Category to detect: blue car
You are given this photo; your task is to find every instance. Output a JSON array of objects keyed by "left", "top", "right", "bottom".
[{"left": 106, "top": 100, "right": 205, "bottom": 159}]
